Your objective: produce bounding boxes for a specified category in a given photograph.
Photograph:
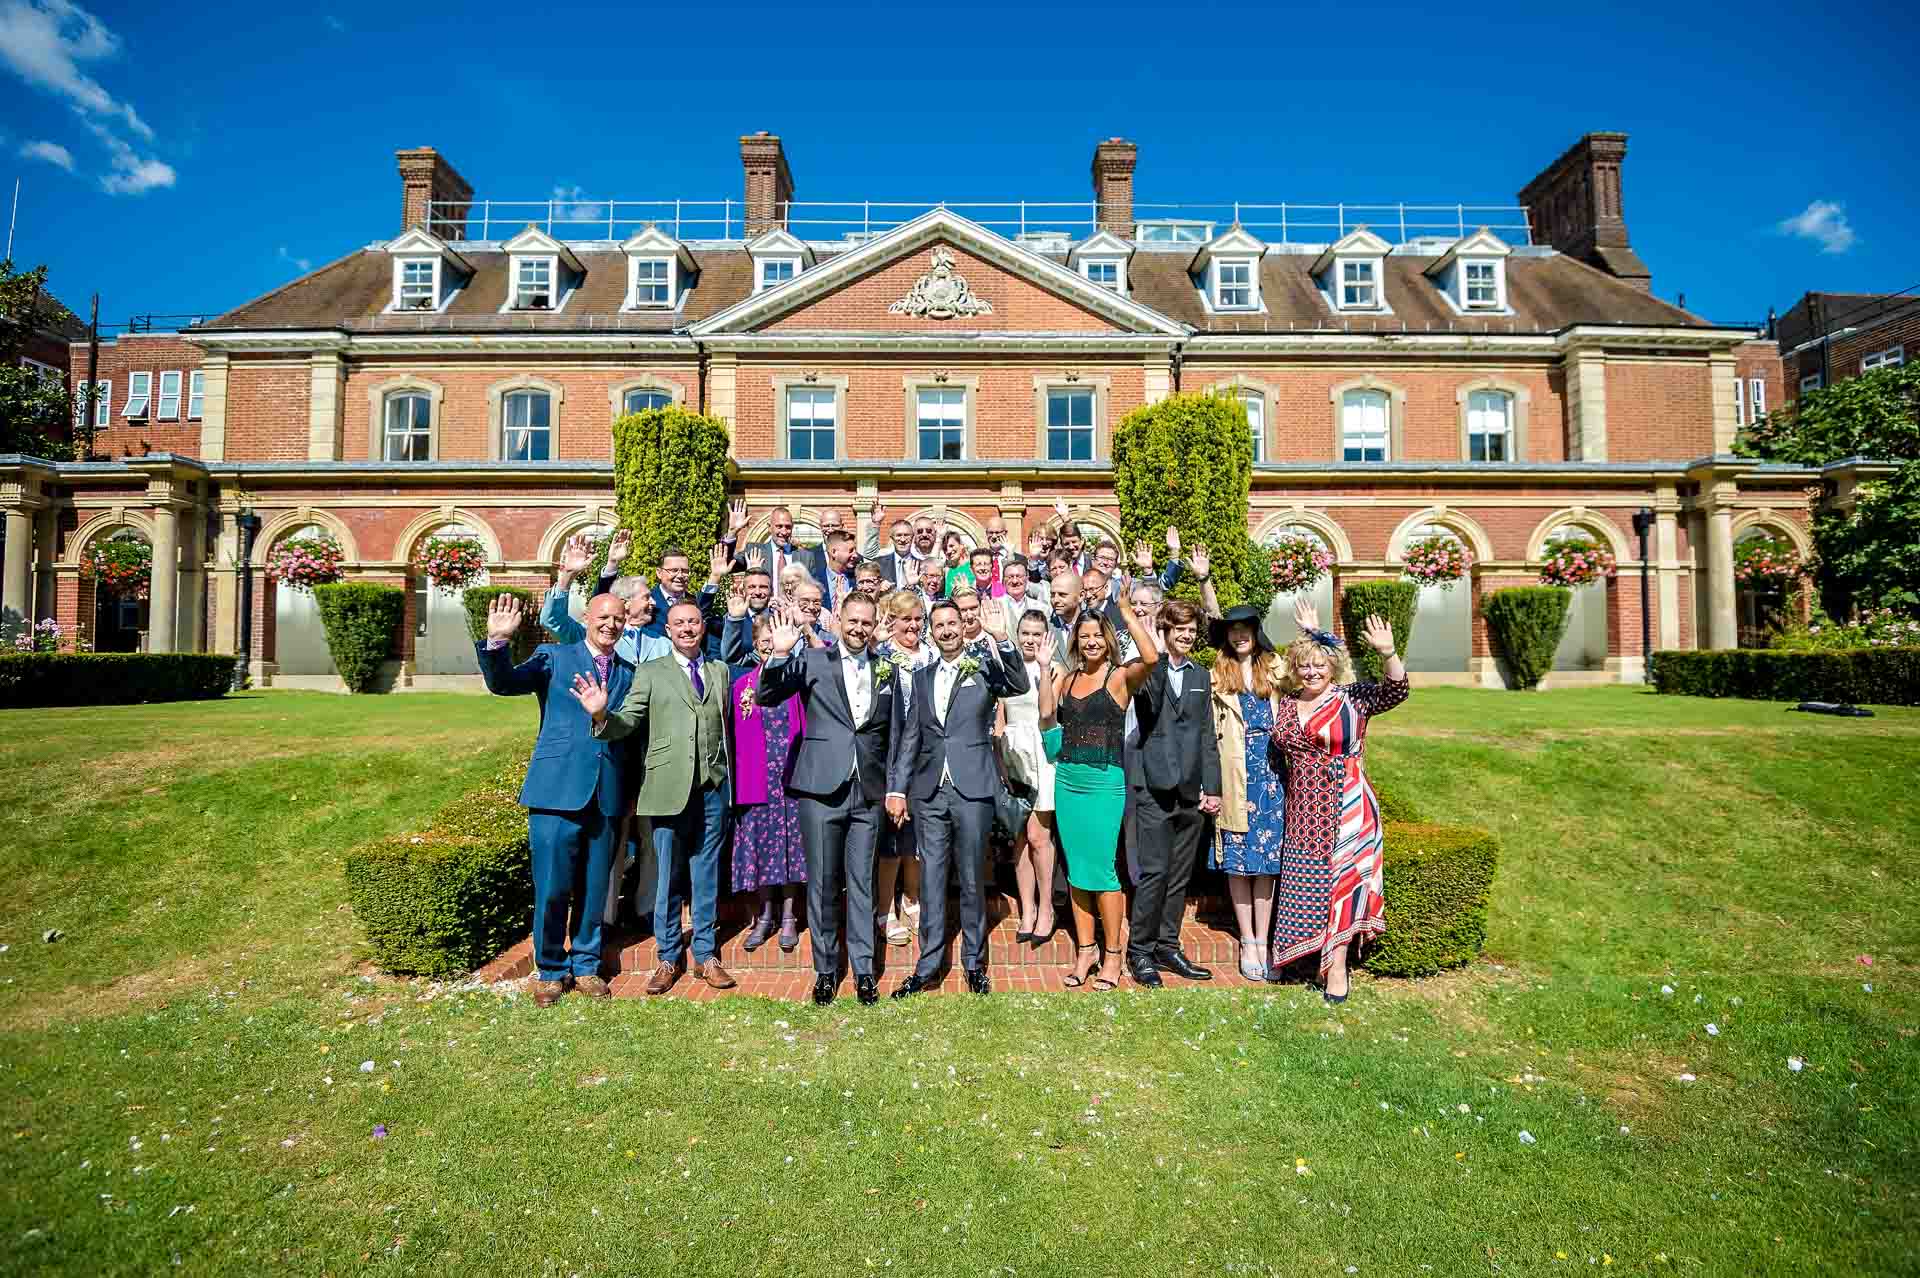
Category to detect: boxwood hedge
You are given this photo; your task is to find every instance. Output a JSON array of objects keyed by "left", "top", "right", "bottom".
[
  {"left": 0, "top": 652, "right": 236, "bottom": 708},
  {"left": 1649, "top": 646, "right": 1920, "bottom": 706},
  {"left": 1364, "top": 822, "right": 1499, "bottom": 978}
]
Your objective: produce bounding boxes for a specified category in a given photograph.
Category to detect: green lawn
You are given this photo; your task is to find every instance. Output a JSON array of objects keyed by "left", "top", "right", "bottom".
[{"left": 2, "top": 687, "right": 1916, "bottom": 1276}]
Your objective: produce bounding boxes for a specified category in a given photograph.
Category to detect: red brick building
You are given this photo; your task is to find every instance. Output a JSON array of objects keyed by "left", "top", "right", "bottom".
[
  {"left": 1776, "top": 290, "right": 1918, "bottom": 400},
  {"left": 2, "top": 129, "right": 1860, "bottom": 684}
]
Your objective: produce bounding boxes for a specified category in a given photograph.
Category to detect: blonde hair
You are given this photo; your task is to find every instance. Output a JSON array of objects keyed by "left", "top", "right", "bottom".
[
  {"left": 882, "top": 589, "right": 924, "bottom": 620},
  {"left": 1278, "top": 636, "right": 1355, "bottom": 692},
  {"left": 1066, "top": 611, "right": 1122, "bottom": 674}
]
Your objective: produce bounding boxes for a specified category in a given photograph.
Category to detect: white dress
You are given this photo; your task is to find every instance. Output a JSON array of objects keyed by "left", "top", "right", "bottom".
[{"left": 998, "top": 660, "right": 1056, "bottom": 814}]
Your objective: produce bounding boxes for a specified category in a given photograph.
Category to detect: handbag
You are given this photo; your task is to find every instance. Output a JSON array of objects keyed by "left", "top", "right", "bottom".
[{"left": 992, "top": 775, "right": 1036, "bottom": 841}]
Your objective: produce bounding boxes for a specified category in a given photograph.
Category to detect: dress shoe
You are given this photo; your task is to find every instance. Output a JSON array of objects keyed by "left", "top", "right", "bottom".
[
  {"left": 694, "top": 959, "right": 737, "bottom": 990},
  {"left": 1128, "top": 958, "right": 1164, "bottom": 988},
  {"left": 965, "top": 967, "right": 990, "bottom": 995},
  {"left": 855, "top": 975, "right": 879, "bottom": 1006},
  {"left": 530, "top": 976, "right": 570, "bottom": 1007},
  {"left": 891, "top": 973, "right": 934, "bottom": 1000},
  {"left": 811, "top": 974, "right": 836, "bottom": 1006},
  {"left": 573, "top": 974, "right": 612, "bottom": 999},
  {"left": 1157, "top": 950, "right": 1213, "bottom": 982},
  {"left": 643, "top": 959, "right": 684, "bottom": 996}
]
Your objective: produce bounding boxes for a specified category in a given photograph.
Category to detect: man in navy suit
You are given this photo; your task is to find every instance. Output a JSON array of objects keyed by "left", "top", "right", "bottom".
[
  {"left": 733, "top": 504, "right": 826, "bottom": 601},
  {"left": 476, "top": 592, "right": 633, "bottom": 1006},
  {"left": 885, "top": 599, "right": 1027, "bottom": 997}
]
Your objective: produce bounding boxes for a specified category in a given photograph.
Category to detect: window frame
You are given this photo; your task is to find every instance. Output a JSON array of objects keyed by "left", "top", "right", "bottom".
[
  {"left": 393, "top": 256, "right": 442, "bottom": 312},
  {"left": 501, "top": 389, "right": 555, "bottom": 461},
  {"left": 911, "top": 384, "right": 969, "bottom": 462},
  {"left": 484, "top": 376, "right": 563, "bottom": 462},
  {"left": 1330, "top": 377, "right": 1407, "bottom": 463},
  {"left": 188, "top": 370, "right": 205, "bottom": 420},
  {"left": 628, "top": 256, "right": 674, "bottom": 308},
  {"left": 156, "top": 370, "right": 182, "bottom": 420},
  {"left": 1134, "top": 220, "right": 1214, "bottom": 243},
  {"left": 1044, "top": 387, "right": 1097, "bottom": 461},
  {"left": 1862, "top": 345, "right": 1905, "bottom": 372},
  {"left": 123, "top": 370, "right": 152, "bottom": 419},
  {"left": 1081, "top": 258, "right": 1124, "bottom": 292},
  {"left": 1338, "top": 258, "right": 1380, "bottom": 310},
  {"left": 511, "top": 254, "right": 557, "bottom": 311},
  {"left": 1800, "top": 373, "right": 1823, "bottom": 395},
  {"left": 1340, "top": 389, "right": 1391, "bottom": 462},
  {"left": 382, "top": 391, "right": 435, "bottom": 462},
  {"left": 1464, "top": 388, "right": 1513, "bottom": 462},
  {"left": 85, "top": 378, "right": 110, "bottom": 428},
  {"left": 1213, "top": 258, "right": 1256, "bottom": 310},
  {"left": 367, "top": 377, "right": 443, "bottom": 462},
  {"left": 1733, "top": 375, "right": 1746, "bottom": 428},
  {"left": 1462, "top": 259, "right": 1502, "bottom": 309},
  {"left": 1749, "top": 377, "right": 1765, "bottom": 420},
  {"left": 782, "top": 383, "right": 841, "bottom": 462},
  {"left": 755, "top": 257, "right": 799, "bottom": 293}
]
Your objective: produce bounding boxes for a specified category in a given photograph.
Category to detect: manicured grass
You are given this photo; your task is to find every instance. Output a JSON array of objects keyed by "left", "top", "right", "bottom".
[{"left": 2, "top": 687, "right": 1917, "bottom": 1275}]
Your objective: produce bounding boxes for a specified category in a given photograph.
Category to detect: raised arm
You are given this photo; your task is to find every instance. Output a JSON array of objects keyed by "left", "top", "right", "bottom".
[
  {"left": 1037, "top": 658, "right": 1059, "bottom": 729},
  {"left": 581, "top": 666, "right": 649, "bottom": 741},
  {"left": 1188, "top": 540, "right": 1222, "bottom": 620},
  {"left": 1113, "top": 589, "right": 1159, "bottom": 697},
  {"left": 539, "top": 586, "right": 585, "bottom": 644},
  {"left": 755, "top": 609, "right": 808, "bottom": 705},
  {"left": 476, "top": 595, "right": 548, "bottom": 696}
]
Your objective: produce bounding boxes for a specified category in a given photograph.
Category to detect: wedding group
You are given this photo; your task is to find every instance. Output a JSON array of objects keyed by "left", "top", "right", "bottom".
[{"left": 477, "top": 497, "right": 1408, "bottom": 1007}]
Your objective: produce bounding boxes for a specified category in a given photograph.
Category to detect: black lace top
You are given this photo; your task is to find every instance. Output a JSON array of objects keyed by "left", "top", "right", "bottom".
[{"left": 1057, "top": 679, "right": 1126, "bottom": 768}]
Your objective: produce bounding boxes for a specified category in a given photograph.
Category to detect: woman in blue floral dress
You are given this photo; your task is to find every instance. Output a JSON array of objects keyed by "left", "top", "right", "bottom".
[{"left": 1209, "top": 605, "right": 1288, "bottom": 981}]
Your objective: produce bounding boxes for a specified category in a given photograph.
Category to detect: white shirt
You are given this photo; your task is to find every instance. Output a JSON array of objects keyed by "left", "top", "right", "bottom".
[
  {"left": 933, "top": 658, "right": 961, "bottom": 726},
  {"left": 1165, "top": 656, "right": 1192, "bottom": 700},
  {"left": 842, "top": 647, "right": 872, "bottom": 725}
]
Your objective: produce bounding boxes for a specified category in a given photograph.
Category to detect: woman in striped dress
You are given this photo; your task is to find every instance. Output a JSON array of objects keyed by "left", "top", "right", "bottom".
[{"left": 1267, "top": 603, "right": 1408, "bottom": 1003}]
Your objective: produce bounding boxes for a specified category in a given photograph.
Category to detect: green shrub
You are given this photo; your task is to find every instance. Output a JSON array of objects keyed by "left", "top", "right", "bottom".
[
  {"left": 1371, "top": 781, "right": 1424, "bottom": 824},
  {"left": 1340, "top": 581, "right": 1418, "bottom": 681},
  {"left": 343, "top": 830, "right": 532, "bottom": 978},
  {"left": 590, "top": 405, "right": 732, "bottom": 581},
  {"left": 0, "top": 652, "right": 235, "bottom": 708},
  {"left": 313, "top": 583, "right": 405, "bottom": 693},
  {"left": 461, "top": 586, "right": 543, "bottom": 664},
  {"left": 1649, "top": 647, "right": 1920, "bottom": 706},
  {"left": 1364, "top": 822, "right": 1499, "bottom": 978},
  {"left": 1483, "top": 586, "right": 1573, "bottom": 690}
]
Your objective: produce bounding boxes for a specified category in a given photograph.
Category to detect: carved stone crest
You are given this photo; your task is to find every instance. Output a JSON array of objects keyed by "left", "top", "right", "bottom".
[{"left": 887, "top": 247, "right": 993, "bottom": 320}]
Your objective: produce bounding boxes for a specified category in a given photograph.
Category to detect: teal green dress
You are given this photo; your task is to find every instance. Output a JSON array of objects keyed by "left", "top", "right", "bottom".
[{"left": 1044, "top": 682, "right": 1127, "bottom": 892}]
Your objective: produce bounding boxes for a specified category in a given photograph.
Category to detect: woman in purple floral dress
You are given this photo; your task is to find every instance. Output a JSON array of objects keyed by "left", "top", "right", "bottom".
[{"left": 728, "top": 611, "right": 808, "bottom": 952}]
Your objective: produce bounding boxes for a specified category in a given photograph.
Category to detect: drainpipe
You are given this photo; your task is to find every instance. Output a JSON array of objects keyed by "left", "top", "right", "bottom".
[
  {"left": 695, "top": 340, "right": 709, "bottom": 414},
  {"left": 234, "top": 509, "right": 261, "bottom": 690}
]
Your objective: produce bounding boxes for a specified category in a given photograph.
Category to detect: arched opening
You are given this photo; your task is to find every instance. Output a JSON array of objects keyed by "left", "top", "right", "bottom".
[
  {"left": 1260, "top": 522, "right": 1335, "bottom": 646},
  {"left": 1734, "top": 526, "right": 1796, "bottom": 649},
  {"left": 269, "top": 523, "right": 337, "bottom": 676},
  {"left": 1400, "top": 523, "right": 1472, "bottom": 673},
  {"left": 412, "top": 522, "right": 490, "bottom": 676},
  {"left": 1545, "top": 524, "right": 1611, "bottom": 672},
  {"left": 89, "top": 527, "right": 150, "bottom": 653}
]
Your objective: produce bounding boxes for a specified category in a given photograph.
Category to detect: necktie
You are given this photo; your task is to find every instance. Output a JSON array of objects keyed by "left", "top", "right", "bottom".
[
  {"left": 688, "top": 657, "right": 705, "bottom": 700},
  {"left": 593, "top": 652, "right": 612, "bottom": 685}
]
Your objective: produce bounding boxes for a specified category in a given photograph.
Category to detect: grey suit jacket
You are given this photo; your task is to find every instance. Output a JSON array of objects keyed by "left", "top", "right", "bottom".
[
  {"left": 887, "top": 641, "right": 1029, "bottom": 802},
  {"left": 758, "top": 644, "right": 902, "bottom": 804}
]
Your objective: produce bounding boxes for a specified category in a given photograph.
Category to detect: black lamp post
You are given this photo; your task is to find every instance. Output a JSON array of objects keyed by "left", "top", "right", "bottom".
[
  {"left": 234, "top": 509, "right": 261, "bottom": 690},
  {"left": 1631, "top": 507, "right": 1655, "bottom": 683}
]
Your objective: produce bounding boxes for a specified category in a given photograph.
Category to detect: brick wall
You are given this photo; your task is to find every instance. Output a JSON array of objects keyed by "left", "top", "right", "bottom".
[
  {"left": 1782, "top": 302, "right": 1920, "bottom": 401},
  {"left": 225, "top": 358, "right": 313, "bottom": 461},
  {"left": 1603, "top": 358, "right": 1714, "bottom": 459},
  {"left": 763, "top": 242, "right": 1117, "bottom": 333},
  {"left": 65, "top": 333, "right": 207, "bottom": 459},
  {"left": 1731, "top": 340, "right": 1784, "bottom": 428}
]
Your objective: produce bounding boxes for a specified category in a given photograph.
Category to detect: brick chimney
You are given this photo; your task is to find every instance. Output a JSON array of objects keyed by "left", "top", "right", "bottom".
[
  {"left": 1518, "top": 132, "right": 1651, "bottom": 291},
  {"left": 1091, "top": 138, "right": 1137, "bottom": 238},
  {"left": 740, "top": 132, "right": 794, "bottom": 238},
  {"left": 396, "top": 147, "right": 473, "bottom": 240}
]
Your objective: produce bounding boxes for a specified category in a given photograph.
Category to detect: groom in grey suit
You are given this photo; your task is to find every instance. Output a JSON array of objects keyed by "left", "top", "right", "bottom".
[
  {"left": 756, "top": 592, "right": 900, "bottom": 1008},
  {"left": 885, "top": 598, "right": 1027, "bottom": 997}
]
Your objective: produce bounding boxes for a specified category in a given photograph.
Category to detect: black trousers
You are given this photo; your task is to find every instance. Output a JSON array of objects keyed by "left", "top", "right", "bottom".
[{"left": 1127, "top": 786, "right": 1206, "bottom": 965}]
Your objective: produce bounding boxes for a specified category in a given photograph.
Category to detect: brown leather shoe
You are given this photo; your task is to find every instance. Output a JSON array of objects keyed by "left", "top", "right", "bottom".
[
  {"left": 694, "top": 959, "right": 737, "bottom": 990},
  {"left": 643, "top": 959, "right": 684, "bottom": 996},
  {"left": 573, "top": 974, "right": 612, "bottom": 999},
  {"left": 530, "top": 977, "right": 569, "bottom": 1007}
]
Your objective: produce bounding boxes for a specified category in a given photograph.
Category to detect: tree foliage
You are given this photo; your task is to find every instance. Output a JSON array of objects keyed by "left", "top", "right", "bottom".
[
  {"left": 314, "top": 583, "right": 405, "bottom": 693},
  {"left": 1482, "top": 586, "right": 1572, "bottom": 690},
  {"left": 1738, "top": 364, "right": 1920, "bottom": 612},
  {"left": 1340, "top": 581, "right": 1418, "bottom": 682},
  {"left": 1114, "top": 391, "right": 1257, "bottom": 614},
  {"left": 596, "top": 405, "right": 733, "bottom": 581},
  {"left": 0, "top": 260, "right": 78, "bottom": 459}
]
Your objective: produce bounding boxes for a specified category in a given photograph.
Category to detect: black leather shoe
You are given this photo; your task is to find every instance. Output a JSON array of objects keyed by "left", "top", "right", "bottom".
[
  {"left": 812, "top": 975, "right": 836, "bottom": 1006},
  {"left": 965, "top": 967, "right": 990, "bottom": 995},
  {"left": 855, "top": 975, "right": 879, "bottom": 1006},
  {"left": 1158, "top": 950, "right": 1213, "bottom": 981},
  {"left": 891, "top": 973, "right": 933, "bottom": 1000},
  {"left": 1128, "top": 958, "right": 1164, "bottom": 988}
]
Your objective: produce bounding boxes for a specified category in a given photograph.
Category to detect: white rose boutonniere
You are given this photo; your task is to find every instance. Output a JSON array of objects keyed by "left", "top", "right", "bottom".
[
  {"left": 873, "top": 657, "right": 894, "bottom": 686},
  {"left": 956, "top": 656, "right": 981, "bottom": 679}
]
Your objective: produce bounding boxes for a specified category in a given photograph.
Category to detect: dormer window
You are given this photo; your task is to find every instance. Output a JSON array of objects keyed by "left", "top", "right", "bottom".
[
  {"left": 1341, "top": 260, "right": 1377, "bottom": 308},
  {"left": 748, "top": 227, "right": 813, "bottom": 295},
  {"left": 1067, "top": 230, "right": 1133, "bottom": 297},
  {"left": 632, "top": 259, "right": 671, "bottom": 305},
  {"left": 621, "top": 226, "right": 697, "bottom": 311},
  {"left": 1191, "top": 226, "right": 1267, "bottom": 314},
  {"left": 1464, "top": 261, "right": 1498, "bottom": 307},
  {"left": 384, "top": 227, "right": 470, "bottom": 314},
  {"left": 1422, "top": 229, "right": 1510, "bottom": 314},
  {"left": 1085, "top": 261, "right": 1117, "bottom": 288},
  {"left": 513, "top": 256, "right": 554, "bottom": 310}
]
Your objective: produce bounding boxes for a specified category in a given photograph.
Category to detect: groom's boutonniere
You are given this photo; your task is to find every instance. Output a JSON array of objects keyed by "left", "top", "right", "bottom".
[
  {"left": 738, "top": 685, "right": 757, "bottom": 719},
  {"left": 873, "top": 657, "right": 894, "bottom": 685},
  {"left": 956, "top": 655, "right": 981, "bottom": 679}
]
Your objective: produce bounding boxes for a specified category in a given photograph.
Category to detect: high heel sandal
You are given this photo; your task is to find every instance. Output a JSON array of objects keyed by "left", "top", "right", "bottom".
[
  {"left": 1238, "top": 940, "right": 1267, "bottom": 982},
  {"left": 1089, "top": 945, "right": 1119, "bottom": 993},
  {"left": 1061, "top": 943, "right": 1098, "bottom": 988}
]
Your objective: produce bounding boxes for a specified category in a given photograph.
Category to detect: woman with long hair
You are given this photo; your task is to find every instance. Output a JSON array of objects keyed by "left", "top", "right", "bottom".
[
  {"left": 872, "top": 590, "right": 933, "bottom": 947},
  {"left": 1268, "top": 600, "right": 1407, "bottom": 1003},
  {"left": 940, "top": 530, "right": 973, "bottom": 596},
  {"left": 1209, "top": 605, "right": 1287, "bottom": 981},
  {"left": 1045, "top": 591, "right": 1158, "bottom": 991},
  {"left": 995, "top": 610, "right": 1061, "bottom": 946}
]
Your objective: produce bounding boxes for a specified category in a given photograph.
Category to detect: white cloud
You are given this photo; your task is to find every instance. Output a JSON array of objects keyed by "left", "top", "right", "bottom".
[
  {"left": 278, "top": 245, "right": 313, "bottom": 274},
  {"left": 549, "top": 184, "right": 607, "bottom": 226},
  {"left": 1776, "top": 200, "right": 1857, "bottom": 254},
  {"left": 323, "top": 14, "right": 343, "bottom": 31},
  {"left": 20, "top": 138, "right": 72, "bottom": 170},
  {"left": 0, "top": 0, "right": 174, "bottom": 195}
]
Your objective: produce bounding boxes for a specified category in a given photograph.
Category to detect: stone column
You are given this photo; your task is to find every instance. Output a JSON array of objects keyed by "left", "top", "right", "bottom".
[
  {"left": 2, "top": 508, "right": 32, "bottom": 628},
  {"left": 309, "top": 352, "right": 346, "bottom": 461},
  {"left": 1564, "top": 350, "right": 1608, "bottom": 461},
  {"left": 1704, "top": 498, "right": 1737, "bottom": 650},
  {"left": 33, "top": 507, "right": 57, "bottom": 622},
  {"left": 149, "top": 504, "right": 180, "bottom": 652},
  {"left": 1654, "top": 483, "right": 1682, "bottom": 650},
  {"left": 179, "top": 502, "right": 208, "bottom": 652},
  {"left": 209, "top": 503, "right": 241, "bottom": 655}
]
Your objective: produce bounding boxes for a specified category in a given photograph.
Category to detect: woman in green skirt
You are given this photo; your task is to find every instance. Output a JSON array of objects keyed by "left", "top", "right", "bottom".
[{"left": 1043, "top": 586, "right": 1159, "bottom": 991}]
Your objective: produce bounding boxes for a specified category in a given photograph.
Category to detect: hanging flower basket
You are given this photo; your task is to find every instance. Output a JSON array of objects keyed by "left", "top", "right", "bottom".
[
  {"left": 1268, "top": 535, "right": 1335, "bottom": 593},
  {"left": 266, "top": 535, "right": 346, "bottom": 593},
  {"left": 1402, "top": 534, "right": 1472, "bottom": 589},
  {"left": 84, "top": 538, "right": 152, "bottom": 601},
  {"left": 419, "top": 535, "right": 488, "bottom": 589},
  {"left": 1733, "top": 534, "right": 1801, "bottom": 586},
  {"left": 1538, "top": 536, "right": 1617, "bottom": 588}
]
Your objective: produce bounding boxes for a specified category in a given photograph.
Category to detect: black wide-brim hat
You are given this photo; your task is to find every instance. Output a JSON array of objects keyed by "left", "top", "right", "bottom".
[{"left": 1208, "top": 604, "right": 1274, "bottom": 655}]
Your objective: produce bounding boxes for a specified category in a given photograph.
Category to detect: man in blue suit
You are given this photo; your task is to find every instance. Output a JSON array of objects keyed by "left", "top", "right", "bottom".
[{"left": 476, "top": 592, "right": 633, "bottom": 1006}]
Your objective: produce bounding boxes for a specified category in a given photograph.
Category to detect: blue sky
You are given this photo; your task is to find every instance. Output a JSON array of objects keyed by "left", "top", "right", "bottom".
[{"left": 1, "top": 0, "right": 1914, "bottom": 329}]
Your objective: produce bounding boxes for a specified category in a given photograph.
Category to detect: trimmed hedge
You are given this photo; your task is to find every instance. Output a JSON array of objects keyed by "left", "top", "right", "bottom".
[
  {"left": 1650, "top": 646, "right": 1920, "bottom": 706},
  {"left": 1365, "top": 822, "right": 1499, "bottom": 978},
  {"left": 1371, "top": 781, "right": 1425, "bottom": 825},
  {"left": 343, "top": 758, "right": 533, "bottom": 977},
  {"left": 0, "top": 652, "right": 236, "bottom": 708},
  {"left": 314, "top": 583, "right": 405, "bottom": 693},
  {"left": 595, "top": 404, "right": 733, "bottom": 581},
  {"left": 1340, "top": 581, "right": 1418, "bottom": 682},
  {"left": 1483, "top": 586, "right": 1572, "bottom": 690},
  {"left": 461, "top": 586, "right": 543, "bottom": 664}
]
